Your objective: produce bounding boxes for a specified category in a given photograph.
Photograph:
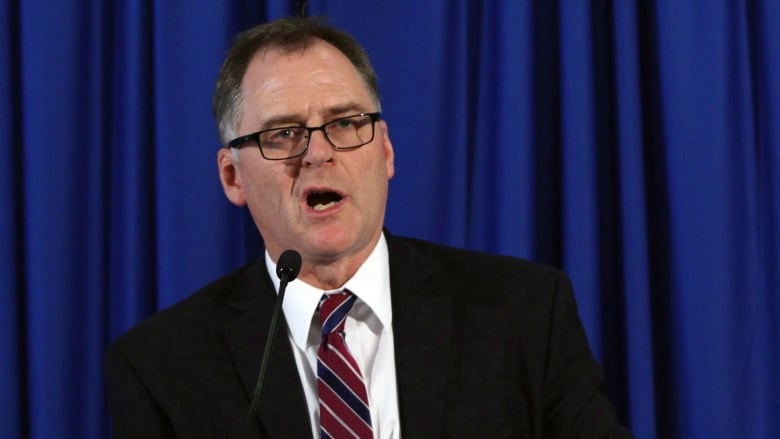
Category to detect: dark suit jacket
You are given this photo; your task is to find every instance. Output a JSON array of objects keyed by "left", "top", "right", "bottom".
[{"left": 105, "top": 235, "right": 633, "bottom": 438}]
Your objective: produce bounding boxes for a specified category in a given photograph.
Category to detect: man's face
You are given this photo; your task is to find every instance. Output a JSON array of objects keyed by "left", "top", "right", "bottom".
[{"left": 218, "top": 41, "right": 394, "bottom": 285}]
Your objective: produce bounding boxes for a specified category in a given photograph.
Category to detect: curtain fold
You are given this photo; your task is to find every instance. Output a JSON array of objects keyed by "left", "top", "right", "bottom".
[
  {"left": 611, "top": 2, "right": 659, "bottom": 436},
  {"left": 1, "top": 2, "right": 24, "bottom": 437},
  {"left": 2, "top": 1, "right": 778, "bottom": 437}
]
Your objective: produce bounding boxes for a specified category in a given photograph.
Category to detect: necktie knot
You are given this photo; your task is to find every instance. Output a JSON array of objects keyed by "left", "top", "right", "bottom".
[{"left": 319, "top": 290, "right": 357, "bottom": 338}]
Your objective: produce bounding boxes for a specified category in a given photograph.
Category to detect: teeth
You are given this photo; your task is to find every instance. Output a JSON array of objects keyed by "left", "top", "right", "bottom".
[{"left": 313, "top": 201, "right": 337, "bottom": 211}]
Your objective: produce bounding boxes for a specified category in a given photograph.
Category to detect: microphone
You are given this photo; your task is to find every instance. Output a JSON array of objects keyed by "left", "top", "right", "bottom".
[
  {"left": 276, "top": 249, "right": 302, "bottom": 283},
  {"left": 242, "top": 249, "right": 302, "bottom": 439}
]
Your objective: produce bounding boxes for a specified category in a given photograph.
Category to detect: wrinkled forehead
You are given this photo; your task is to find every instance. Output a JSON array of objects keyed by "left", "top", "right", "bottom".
[
  {"left": 241, "top": 42, "right": 375, "bottom": 109},
  {"left": 250, "top": 41, "right": 364, "bottom": 84}
]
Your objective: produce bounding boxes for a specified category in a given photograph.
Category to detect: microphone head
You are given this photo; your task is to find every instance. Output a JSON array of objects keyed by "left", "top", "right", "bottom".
[{"left": 276, "top": 249, "right": 302, "bottom": 283}]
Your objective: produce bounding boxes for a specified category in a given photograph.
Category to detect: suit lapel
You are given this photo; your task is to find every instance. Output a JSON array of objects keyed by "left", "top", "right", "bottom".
[
  {"left": 220, "top": 259, "right": 312, "bottom": 438},
  {"left": 388, "top": 237, "right": 454, "bottom": 438}
]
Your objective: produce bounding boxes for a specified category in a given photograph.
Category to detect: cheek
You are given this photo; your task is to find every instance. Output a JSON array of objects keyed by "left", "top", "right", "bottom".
[
  {"left": 244, "top": 179, "right": 286, "bottom": 235},
  {"left": 362, "top": 157, "right": 391, "bottom": 208},
  {"left": 240, "top": 164, "right": 276, "bottom": 209},
  {"left": 249, "top": 176, "right": 279, "bottom": 208},
  {"left": 247, "top": 165, "right": 300, "bottom": 217}
]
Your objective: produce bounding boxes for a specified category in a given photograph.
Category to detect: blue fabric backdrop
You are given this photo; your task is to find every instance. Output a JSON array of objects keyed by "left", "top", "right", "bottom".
[{"left": 2, "top": 1, "right": 778, "bottom": 438}]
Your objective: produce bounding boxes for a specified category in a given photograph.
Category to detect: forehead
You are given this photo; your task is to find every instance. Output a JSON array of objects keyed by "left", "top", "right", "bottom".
[{"left": 239, "top": 41, "right": 373, "bottom": 123}]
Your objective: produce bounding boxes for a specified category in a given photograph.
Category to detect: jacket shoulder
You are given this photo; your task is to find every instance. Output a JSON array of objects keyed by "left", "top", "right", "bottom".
[
  {"left": 108, "top": 260, "right": 260, "bottom": 351},
  {"left": 388, "top": 235, "right": 565, "bottom": 285}
]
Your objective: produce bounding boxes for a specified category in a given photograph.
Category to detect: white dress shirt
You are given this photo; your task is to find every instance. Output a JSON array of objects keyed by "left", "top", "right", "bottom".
[{"left": 265, "top": 233, "right": 401, "bottom": 439}]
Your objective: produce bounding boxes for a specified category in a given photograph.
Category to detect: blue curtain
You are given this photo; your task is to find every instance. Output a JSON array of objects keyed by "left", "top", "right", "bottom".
[{"left": 2, "top": 1, "right": 778, "bottom": 438}]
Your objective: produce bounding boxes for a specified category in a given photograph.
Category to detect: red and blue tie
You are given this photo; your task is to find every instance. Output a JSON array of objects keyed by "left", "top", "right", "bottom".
[{"left": 317, "top": 290, "right": 373, "bottom": 439}]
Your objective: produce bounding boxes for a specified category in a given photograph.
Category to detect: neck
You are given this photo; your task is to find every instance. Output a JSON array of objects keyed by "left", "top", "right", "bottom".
[
  {"left": 299, "top": 263, "right": 354, "bottom": 290},
  {"left": 295, "top": 233, "right": 381, "bottom": 290}
]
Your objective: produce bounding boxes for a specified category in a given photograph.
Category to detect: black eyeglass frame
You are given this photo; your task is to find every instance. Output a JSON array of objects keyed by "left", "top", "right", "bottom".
[{"left": 226, "top": 112, "right": 382, "bottom": 160}]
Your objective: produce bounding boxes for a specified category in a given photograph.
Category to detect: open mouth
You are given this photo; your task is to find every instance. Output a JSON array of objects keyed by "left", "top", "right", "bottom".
[{"left": 306, "top": 191, "right": 343, "bottom": 211}]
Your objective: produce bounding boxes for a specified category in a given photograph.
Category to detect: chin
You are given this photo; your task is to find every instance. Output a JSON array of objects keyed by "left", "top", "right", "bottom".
[{"left": 304, "top": 228, "right": 362, "bottom": 257}]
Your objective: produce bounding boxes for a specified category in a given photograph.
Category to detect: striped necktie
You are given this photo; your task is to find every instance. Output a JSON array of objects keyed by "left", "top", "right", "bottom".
[{"left": 317, "top": 290, "right": 373, "bottom": 439}]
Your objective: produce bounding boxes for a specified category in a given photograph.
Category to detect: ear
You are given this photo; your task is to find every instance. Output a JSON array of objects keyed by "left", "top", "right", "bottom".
[
  {"left": 217, "top": 148, "right": 247, "bottom": 206},
  {"left": 379, "top": 120, "right": 395, "bottom": 180}
]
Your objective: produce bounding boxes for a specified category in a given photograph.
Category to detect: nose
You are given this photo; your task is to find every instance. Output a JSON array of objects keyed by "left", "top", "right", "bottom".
[{"left": 302, "top": 128, "right": 333, "bottom": 167}]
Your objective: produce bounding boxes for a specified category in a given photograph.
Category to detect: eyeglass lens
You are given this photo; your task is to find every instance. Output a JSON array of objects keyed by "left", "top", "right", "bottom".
[{"left": 260, "top": 114, "right": 376, "bottom": 159}]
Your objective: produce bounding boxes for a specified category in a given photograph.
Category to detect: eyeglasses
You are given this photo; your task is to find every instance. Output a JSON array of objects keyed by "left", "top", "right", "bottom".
[{"left": 227, "top": 112, "right": 382, "bottom": 160}]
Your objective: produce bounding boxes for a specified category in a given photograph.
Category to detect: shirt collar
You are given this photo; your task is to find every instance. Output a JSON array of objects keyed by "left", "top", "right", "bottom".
[{"left": 265, "top": 232, "right": 392, "bottom": 349}]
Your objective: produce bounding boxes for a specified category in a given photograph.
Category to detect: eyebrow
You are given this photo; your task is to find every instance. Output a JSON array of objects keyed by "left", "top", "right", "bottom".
[{"left": 258, "top": 102, "right": 371, "bottom": 129}]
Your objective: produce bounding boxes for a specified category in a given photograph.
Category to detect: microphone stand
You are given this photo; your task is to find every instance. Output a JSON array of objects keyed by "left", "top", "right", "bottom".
[{"left": 241, "top": 250, "right": 301, "bottom": 439}]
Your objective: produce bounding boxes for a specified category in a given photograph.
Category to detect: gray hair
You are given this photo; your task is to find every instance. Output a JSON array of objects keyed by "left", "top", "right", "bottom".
[{"left": 212, "top": 16, "right": 381, "bottom": 146}]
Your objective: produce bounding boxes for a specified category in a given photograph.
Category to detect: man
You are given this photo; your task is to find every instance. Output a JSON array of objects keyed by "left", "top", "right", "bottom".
[{"left": 105, "top": 16, "right": 633, "bottom": 438}]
